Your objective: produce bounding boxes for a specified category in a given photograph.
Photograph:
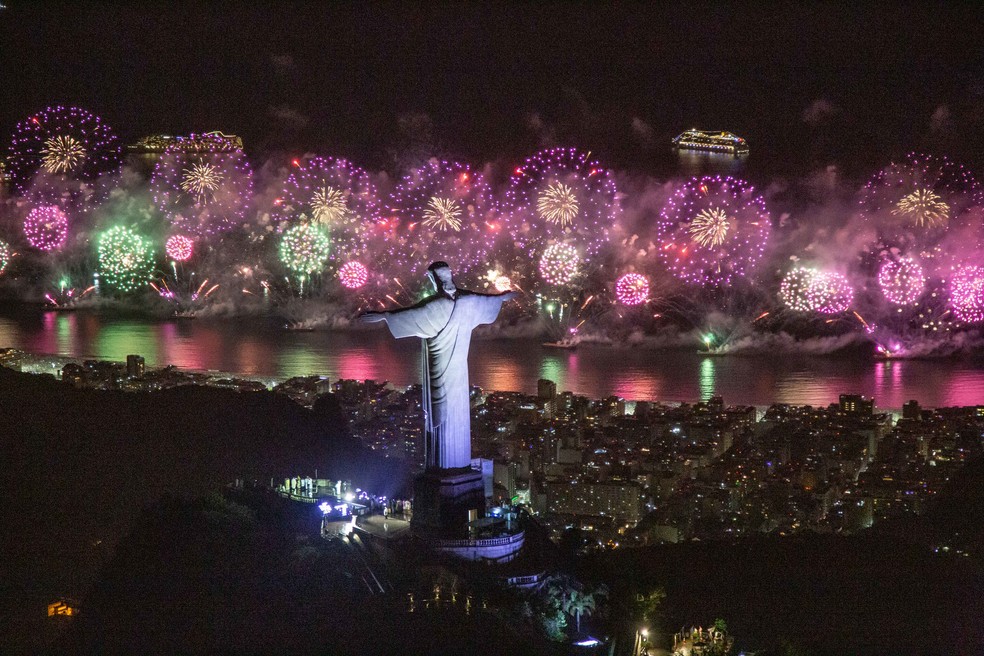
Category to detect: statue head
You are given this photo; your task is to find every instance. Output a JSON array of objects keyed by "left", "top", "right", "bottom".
[{"left": 426, "top": 261, "right": 457, "bottom": 298}]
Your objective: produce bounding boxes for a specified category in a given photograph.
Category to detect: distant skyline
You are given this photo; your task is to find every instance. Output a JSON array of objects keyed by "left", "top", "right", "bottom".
[{"left": 2, "top": 2, "right": 984, "bottom": 174}]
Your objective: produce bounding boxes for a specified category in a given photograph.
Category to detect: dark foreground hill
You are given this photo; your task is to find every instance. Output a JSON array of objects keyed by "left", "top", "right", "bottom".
[
  {"left": 592, "top": 532, "right": 984, "bottom": 655},
  {"left": 60, "top": 493, "right": 545, "bottom": 656},
  {"left": 0, "top": 367, "right": 408, "bottom": 652},
  {"left": 590, "top": 456, "right": 984, "bottom": 655}
]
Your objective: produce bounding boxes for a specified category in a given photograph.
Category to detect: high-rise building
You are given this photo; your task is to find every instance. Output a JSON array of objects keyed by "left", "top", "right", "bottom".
[
  {"left": 537, "top": 378, "right": 557, "bottom": 400},
  {"left": 126, "top": 354, "right": 145, "bottom": 379},
  {"left": 839, "top": 394, "right": 873, "bottom": 416},
  {"left": 902, "top": 400, "right": 921, "bottom": 421}
]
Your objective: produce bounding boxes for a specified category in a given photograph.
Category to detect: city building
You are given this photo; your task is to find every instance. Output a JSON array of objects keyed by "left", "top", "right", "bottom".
[
  {"left": 126, "top": 354, "right": 145, "bottom": 379},
  {"left": 840, "top": 394, "right": 874, "bottom": 416}
]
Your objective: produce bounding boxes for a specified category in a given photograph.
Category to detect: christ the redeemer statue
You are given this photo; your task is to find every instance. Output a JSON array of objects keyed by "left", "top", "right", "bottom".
[{"left": 361, "top": 262, "right": 516, "bottom": 470}]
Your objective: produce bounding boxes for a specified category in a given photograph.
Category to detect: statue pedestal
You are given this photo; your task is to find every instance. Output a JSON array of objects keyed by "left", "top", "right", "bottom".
[
  {"left": 411, "top": 466, "right": 527, "bottom": 563},
  {"left": 411, "top": 467, "right": 485, "bottom": 539}
]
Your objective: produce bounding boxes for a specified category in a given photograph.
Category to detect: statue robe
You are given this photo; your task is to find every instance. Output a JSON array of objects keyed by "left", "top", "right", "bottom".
[{"left": 382, "top": 290, "right": 508, "bottom": 470}]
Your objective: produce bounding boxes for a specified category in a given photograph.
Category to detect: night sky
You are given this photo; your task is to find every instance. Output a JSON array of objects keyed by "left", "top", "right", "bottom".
[{"left": 3, "top": 2, "right": 984, "bottom": 174}]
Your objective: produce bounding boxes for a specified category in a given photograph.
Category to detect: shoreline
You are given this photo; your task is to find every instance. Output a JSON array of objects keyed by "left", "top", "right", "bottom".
[{"left": 0, "top": 346, "right": 941, "bottom": 416}]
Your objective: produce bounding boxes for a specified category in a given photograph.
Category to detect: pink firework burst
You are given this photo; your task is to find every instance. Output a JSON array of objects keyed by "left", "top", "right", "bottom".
[
  {"left": 657, "top": 176, "right": 770, "bottom": 287},
  {"left": 23, "top": 205, "right": 68, "bottom": 251},
  {"left": 383, "top": 159, "right": 496, "bottom": 277},
  {"left": 860, "top": 153, "right": 983, "bottom": 248},
  {"left": 150, "top": 135, "right": 253, "bottom": 237},
  {"left": 7, "top": 105, "right": 121, "bottom": 208},
  {"left": 165, "top": 235, "right": 194, "bottom": 261},
  {"left": 814, "top": 271, "right": 854, "bottom": 314},
  {"left": 615, "top": 273, "right": 649, "bottom": 306},
  {"left": 538, "top": 242, "right": 579, "bottom": 286},
  {"left": 877, "top": 256, "right": 925, "bottom": 305},
  {"left": 505, "top": 147, "right": 617, "bottom": 259},
  {"left": 779, "top": 267, "right": 853, "bottom": 315},
  {"left": 949, "top": 265, "right": 984, "bottom": 324},
  {"left": 338, "top": 261, "right": 369, "bottom": 289}
]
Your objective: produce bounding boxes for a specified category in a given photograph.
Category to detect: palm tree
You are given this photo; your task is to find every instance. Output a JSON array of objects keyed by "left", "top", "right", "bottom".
[
  {"left": 566, "top": 587, "right": 596, "bottom": 634},
  {"left": 541, "top": 574, "right": 608, "bottom": 634}
]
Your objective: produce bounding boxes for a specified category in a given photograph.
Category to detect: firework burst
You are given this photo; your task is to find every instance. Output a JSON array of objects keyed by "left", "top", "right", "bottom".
[
  {"left": 657, "top": 176, "right": 770, "bottom": 287},
  {"left": 616, "top": 273, "right": 649, "bottom": 305},
  {"left": 165, "top": 235, "right": 194, "bottom": 262},
  {"left": 779, "top": 266, "right": 853, "bottom": 314},
  {"left": 892, "top": 188, "right": 950, "bottom": 228},
  {"left": 483, "top": 270, "right": 514, "bottom": 292},
  {"left": 7, "top": 105, "right": 120, "bottom": 205},
  {"left": 385, "top": 159, "right": 495, "bottom": 277},
  {"left": 537, "top": 182, "right": 580, "bottom": 226},
  {"left": 0, "top": 240, "right": 11, "bottom": 275},
  {"left": 949, "top": 265, "right": 984, "bottom": 324},
  {"left": 814, "top": 271, "right": 854, "bottom": 314},
  {"left": 23, "top": 205, "right": 69, "bottom": 252},
  {"left": 861, "top": 153, "right": 982, "bottom": 248},
  {"left": 280, "top": 223, "right": 331, "bottom": 276},
  {"left": 97, "top": 226, "right": 154, "bottom": 294},
  {"left": 506, "top": 148, "right": 617, "bottom": 259},
  {"left": 538, "top": 242, "right": 579, "bottom": 286},
  {"left": 422, "top": 196, "right": 463, "bottom": 231},
  {"left": 179, "top": 160, "right": 223, "bottom": 204},
  {"left": 310, "top": 186, "right": 351, "bottom": 225},
  {"left": 688, "top": 207, "right": 732, "bottom": 247},
  {"left": 878, "top": 256, "right": 926, "bottom": 305},
  {"left": 276, "top": 156, "right": 378, "bottom": 265},
  {"left": 41, "top": 135, "right": 87, "bottom": 174},
  {"left": 150, "top": 135, "right": 252, "bottom": 237},
  {"left": 338, "top": 261, "right": 369, "bottom": 289},
  {"left": 779, "top": 267, "right": 818, "bottom": 312}
]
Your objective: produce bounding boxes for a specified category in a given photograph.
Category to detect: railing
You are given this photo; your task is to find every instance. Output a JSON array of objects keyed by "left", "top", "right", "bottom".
[
  {"left": 505, "top": 573, "right": 543, "bottom": 586},
  {"left": 436, "top": 531, "right": 524, "bottom": 548},
  {"left": 277, "top": 490, "right": 318, "bottom": 503}
]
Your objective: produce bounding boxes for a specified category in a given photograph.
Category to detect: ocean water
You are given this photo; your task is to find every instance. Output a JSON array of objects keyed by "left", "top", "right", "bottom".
[{"left": 3, "top": 309, "right": 984, "bottom": 410}]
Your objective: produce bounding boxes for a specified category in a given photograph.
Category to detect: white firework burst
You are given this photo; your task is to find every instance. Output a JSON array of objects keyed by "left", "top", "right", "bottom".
[
  {"left": 536, "top": 182, "right": 580, "bottom": 226},
  {"left": 40, "top": 135, "right": 87, "bottom": 174},
  {"left": 180, "top": 160, "right": 223, "bottom": 204},
  {"left": 310, "top": 186, "right": 350, "bottom": 225},
  {"left": 422, "top": 196, "right": 463, "bottom": 231},
  {"left": 688, "top": 207, "right": 732, "bottom": 247},
  {"left": 892, "top": 188, "right": 950, "bottom": 228}
]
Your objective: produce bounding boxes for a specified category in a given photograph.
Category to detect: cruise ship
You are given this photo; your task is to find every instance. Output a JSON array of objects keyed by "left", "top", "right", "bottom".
[
  {"left": 126, "top": 131, "right": 244, "bottom": 154},
  {"left": 672, "top": 129, "right": 749, "bottom": 155}
]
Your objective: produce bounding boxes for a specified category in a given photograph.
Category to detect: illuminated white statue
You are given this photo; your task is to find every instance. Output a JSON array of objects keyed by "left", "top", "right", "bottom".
[{"left": 361, "top": 262, "right": 516, "bottom": 469}]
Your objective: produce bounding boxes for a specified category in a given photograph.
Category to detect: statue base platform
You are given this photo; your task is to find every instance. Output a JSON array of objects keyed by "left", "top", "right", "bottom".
[
  {"left": 411, "top": 467, "right": 526, "bottom": 563},
  {"left": 411, "top": 467, "right": 485, "bottom": 540}
]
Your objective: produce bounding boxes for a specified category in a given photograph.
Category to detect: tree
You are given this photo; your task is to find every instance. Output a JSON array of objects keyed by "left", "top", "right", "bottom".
[
  {"left": 635, "top": 588, "right": 666, "bottom": 627},
  {"left": 541, "top": 573, "right": 609, "bottom": 635}
]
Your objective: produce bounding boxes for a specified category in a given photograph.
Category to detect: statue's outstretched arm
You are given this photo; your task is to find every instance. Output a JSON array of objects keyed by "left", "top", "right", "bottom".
[
  {"left": 358, "top": 310, "right": 387, "bottom": 324},
  {"left": 466, "top": 290, "right": 518, "bottom": 301},
  {"left": 361, "top": 296, "right": 443, "bottom": 338},
  {"left": 464, "top": 289, "right": 518, "bottom": 326},
  {"left": 358, "top": 294, "right": 437, "bottom": 324}
]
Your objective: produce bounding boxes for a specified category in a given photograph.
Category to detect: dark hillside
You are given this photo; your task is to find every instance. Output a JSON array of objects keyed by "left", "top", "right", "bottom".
[{"left": 0, "top": 367, "right": 408, "bottom": 651}]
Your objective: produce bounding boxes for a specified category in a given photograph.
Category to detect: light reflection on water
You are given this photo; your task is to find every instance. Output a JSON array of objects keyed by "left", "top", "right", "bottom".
[{"left": 2, "top": 311, "right": 984, "bottom": 409}]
